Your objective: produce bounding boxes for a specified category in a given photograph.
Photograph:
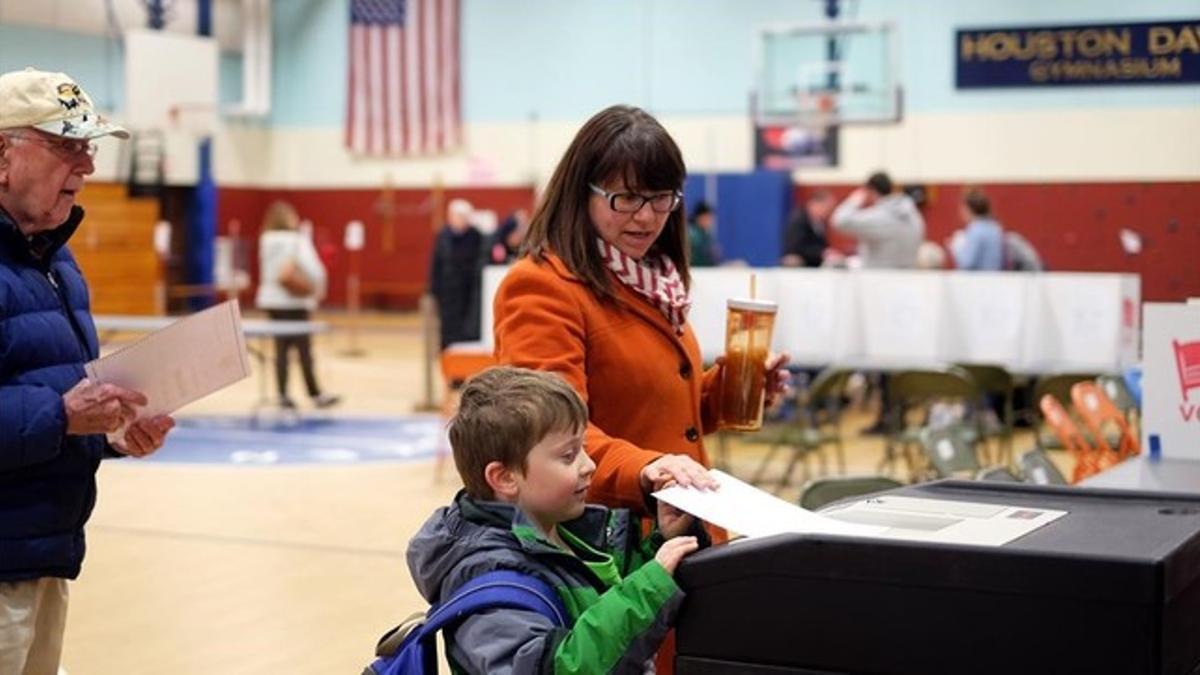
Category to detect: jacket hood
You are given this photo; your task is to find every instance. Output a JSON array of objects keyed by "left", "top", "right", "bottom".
[
  {"left": 876, "top": 193, "right": 921, "bottom": 222},
  {"left": 406, "top": 492, "right": 531, "bottom": 603},
  {"left": 407, "top": 491, "right": 617, "bottom": 603}
]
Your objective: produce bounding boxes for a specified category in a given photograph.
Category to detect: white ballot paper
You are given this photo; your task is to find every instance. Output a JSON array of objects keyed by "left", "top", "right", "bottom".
[
  {"left": 85, "top": 300, "right": 251, "bottom": 420},
  {"left": 654, "top": 470, "right": 1067, "bottom": 547},
  {"left": 653, "top": 470, "right": 886, "bottom": 539}
]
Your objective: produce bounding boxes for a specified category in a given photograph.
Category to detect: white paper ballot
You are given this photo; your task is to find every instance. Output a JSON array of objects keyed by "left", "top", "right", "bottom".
[
  {"left": 85, "top": 300, "right": 251, "bottom": 419},
  {"left": 821, "top": 495, "right": 1067, "bottom": 547},
  {"left": 654, "top": 470, "right": 1067, "bottom": 547},
  {"left": 653, "top": 470, "right": 886, "bottom": 539}
]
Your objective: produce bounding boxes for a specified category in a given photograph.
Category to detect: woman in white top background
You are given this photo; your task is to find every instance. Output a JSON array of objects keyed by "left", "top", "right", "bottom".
[{"left": 255, "top": 201, "right": 340, "bottom": 409}]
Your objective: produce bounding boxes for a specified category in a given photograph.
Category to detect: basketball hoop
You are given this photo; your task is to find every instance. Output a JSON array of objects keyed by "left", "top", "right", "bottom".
[
  {"left": 796, "top": 90, "right": 839, "bottom": 131},
  {"left": 166, "top": 103, "right": 218, "bottom": 140}
]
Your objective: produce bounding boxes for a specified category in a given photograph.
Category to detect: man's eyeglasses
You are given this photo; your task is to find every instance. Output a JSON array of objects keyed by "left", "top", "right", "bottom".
[
  {"left": 589, "top": 183, "right": 682, "bottom": 214},
  {"left": 6, "top": 132, "right": 98, "bottom": 160}
]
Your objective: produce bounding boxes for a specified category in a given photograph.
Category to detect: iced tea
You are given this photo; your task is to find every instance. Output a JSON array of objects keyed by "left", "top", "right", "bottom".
[{"left": 717, "top": 299, "right": 777, "bottom": 431}]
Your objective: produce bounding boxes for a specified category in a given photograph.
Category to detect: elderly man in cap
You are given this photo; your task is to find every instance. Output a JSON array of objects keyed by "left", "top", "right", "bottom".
[{"left": 0, "top": 68, "right": 175, "bottom": 674}]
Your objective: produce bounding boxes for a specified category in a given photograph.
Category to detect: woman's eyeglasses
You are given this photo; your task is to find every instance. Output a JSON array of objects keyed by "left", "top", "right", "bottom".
[{"left": 589, "top": 183, "right": 682, "bottom": 214}]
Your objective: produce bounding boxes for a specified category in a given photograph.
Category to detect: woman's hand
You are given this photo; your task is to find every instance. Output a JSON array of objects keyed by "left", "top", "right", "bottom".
[
  {"left": 715, "top": 353, "right": 792, "bottom": 409},
  {"left": 656, "top": 480, "right": 696, "bottom": 539},
  {"left": 640, "top": 454, "right": 717, "bottom": 494},
  {"left": 764, "top": 352, "right": 792, "bottom": 409}
]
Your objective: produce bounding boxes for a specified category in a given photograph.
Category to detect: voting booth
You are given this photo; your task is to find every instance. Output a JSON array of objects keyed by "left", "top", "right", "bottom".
[{"left": 674, "top": 480, "right": 1200, "bottom": 675}]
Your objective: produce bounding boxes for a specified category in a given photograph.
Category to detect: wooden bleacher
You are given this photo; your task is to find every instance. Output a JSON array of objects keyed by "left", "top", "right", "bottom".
[{"left": 72, "top": 182, "right": 163, "bottom": 315}]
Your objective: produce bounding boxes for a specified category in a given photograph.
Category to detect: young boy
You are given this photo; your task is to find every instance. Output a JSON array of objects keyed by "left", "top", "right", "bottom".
[{"left": 407, "top": 366, "right": 703, "bottom": 674}]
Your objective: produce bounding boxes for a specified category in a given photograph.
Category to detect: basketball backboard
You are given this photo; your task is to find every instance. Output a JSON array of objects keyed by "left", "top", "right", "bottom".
[
  {"left": 754, "top": 20, "right": 902, "bottom": 126},
  {"left": 124, "top": 28, "right": 219, "bottom": 185}
]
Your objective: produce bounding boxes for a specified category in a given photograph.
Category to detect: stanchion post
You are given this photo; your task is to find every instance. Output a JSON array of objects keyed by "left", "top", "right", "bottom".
[
  {"left": 415, "top": 292, "right": 441, "bottom": 412},
  {"left": 340, "top": 219, "right": 366, "bottom": 356}
]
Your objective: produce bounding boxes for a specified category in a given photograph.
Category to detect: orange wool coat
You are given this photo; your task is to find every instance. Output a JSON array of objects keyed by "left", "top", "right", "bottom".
[{"left": 493, "top": 253, "right": 721, "bottom": 515}]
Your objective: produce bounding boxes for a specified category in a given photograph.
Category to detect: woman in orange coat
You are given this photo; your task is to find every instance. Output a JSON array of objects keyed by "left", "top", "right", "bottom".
[{"left": 493, "top": 104, "right": 789, "bottom": 516}]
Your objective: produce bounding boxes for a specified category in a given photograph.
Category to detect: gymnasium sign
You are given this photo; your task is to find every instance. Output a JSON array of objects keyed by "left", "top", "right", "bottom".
[{"left": 956, "top": 20, "right": 1200, "bottom": 88}]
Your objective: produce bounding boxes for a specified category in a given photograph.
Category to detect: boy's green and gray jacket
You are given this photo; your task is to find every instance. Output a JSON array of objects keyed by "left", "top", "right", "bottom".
[{"left": 406, "top": 491, "right": 689, "bottom": 674}]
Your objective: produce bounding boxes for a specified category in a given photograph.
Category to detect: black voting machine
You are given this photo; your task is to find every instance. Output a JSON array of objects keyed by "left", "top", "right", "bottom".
[{"left": 674, "top": 481, "right": 1200, "bottom": 675}]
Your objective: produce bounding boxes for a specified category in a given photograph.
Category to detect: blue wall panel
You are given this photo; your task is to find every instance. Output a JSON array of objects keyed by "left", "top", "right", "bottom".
[{"left": 685, "top": 171, "right": 791, "bottom": 267}]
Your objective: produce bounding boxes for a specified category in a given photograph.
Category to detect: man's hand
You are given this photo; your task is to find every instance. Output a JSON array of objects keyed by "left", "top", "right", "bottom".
[
  {"left": 655, "top": 536, "right": 699, "bottom": 575},
  {"left": 113, "top": 415, "right": 175, "bottom": 458},
  {"left": 63, "top": 379, "right": 146, "bottom": 435},
  {"left": 641, "top": 454, "right": 717, "bottom": 494}
]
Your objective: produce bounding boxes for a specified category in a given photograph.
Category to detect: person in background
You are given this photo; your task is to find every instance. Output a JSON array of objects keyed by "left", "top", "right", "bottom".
[
  {"left": 948, "top": 187, "right": 1004, "bottom": 271},
  {"left": 831, "top": 171, "right": 924, "bottom": 269},
  {"left": 488, "top": 207, "right": 529, "bottom": 265},
  {"left": 256, "top": 200, "right": 340, "bottom": 410},
  {"left": 0, "top": 67, "right": 175, "bottom": 675},
  {"left": 408, "top": 366, "right": 704, "bottom": 674},
  {"left": 687, "top": 201, "right": 719, "bottom": 267},
  {"left": 430, "top": 198, "right": 485, "bottom": 348},
  {"left": 1005, "top": 230, "right": 1045, "bottom": 272},
  {"left": 916, "top": 241, "right": 948, "bottom": 270},
  {"left": 831, "top": 172, "right": 926, "bottom": 434},
  {"left": 781, "top": 190, "right": 835, "bottom": 267}
]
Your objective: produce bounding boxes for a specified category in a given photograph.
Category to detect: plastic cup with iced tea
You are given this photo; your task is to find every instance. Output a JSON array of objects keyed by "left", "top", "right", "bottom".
[{"left": 717, "top": 298, "right": 778, "bottom": 431}]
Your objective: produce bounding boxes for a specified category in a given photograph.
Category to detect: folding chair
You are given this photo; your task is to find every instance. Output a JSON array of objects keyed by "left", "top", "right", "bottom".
[
  {"left": 1032, "top": 373, "right": 1099, "bottom": 449},
  {"left": 749, "top": 368, "right": 852, "bottom": 492},
  {"left": 956, "top": 363, "right": 1016, "bottom": 467},
  {"left": 1071, "top": 381, "right": 1137, "bottom": 462},
  {"left": 919, "top": 424, "right": 981, "bottom": 479},
  {"left": 883, "top": 367, "right": 980, "bottom": 481},
  {"left": 1096, "top": 374, "right": 1138, "bottom": 417},
  {"left": 1019, "top": 448, "right": 1067, "bottom": 486},
  {"left": 799, "top": 475, "right": 903, "bottom": 511},
  {"left": 1038, "top": 395, "right": 1100, "bottom": 483},
  {"left": 976, "top": 466, "right": 1021, "bottom": 482}
]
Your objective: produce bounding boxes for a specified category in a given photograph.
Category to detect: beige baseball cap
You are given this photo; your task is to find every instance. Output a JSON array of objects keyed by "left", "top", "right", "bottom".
[{"left": 0, "top": 68, "right": 129, "bottom": 140}]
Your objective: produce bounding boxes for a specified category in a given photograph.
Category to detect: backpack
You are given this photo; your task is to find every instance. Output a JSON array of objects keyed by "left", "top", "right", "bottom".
[{"left": 363, "top": 570, "right": 569, "bottom": 675}]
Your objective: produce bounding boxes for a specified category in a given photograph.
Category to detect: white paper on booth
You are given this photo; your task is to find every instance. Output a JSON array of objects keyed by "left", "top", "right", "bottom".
[
  {"left": 654, "top": 470, "right": 1066, "bottom": 547},
  {"left": 820, "top": 496, "right": 1067, "bottom": 547},
  {"left": 85, "top": 300, "right": 251, "bottom": 419},
  {"left": 652, "top": 469, "right": 886, "bottom": 539}
]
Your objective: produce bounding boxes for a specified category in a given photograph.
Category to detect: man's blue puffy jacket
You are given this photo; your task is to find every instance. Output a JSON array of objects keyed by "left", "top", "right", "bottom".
[{"left": 0, "top": 205, "right": 107, "bottom": 582}]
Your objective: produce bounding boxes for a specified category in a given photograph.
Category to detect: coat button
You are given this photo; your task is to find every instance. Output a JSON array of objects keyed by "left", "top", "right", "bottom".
[
  {"left": 679, "top": 362, "right": 692, "bottom": 379},
  {"left": 685, "top": 426, "right": 699, "bottom": 442}
]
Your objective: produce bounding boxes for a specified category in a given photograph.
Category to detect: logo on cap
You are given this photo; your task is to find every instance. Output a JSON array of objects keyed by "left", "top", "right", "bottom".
[{"left": 56, "top": 82, "right": 84, "bottom": 111}]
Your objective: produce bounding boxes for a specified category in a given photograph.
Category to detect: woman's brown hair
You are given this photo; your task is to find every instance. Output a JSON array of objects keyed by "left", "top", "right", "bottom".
[
  {"left": 522, "top": 105, "right": 690, "bottom": 298},
  {"left": 262, "top": 201, "right": 300, "bottom": 232}
]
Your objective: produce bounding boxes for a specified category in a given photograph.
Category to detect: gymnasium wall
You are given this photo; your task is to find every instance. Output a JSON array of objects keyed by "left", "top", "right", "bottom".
[
  {"left": 221, "top": 0, "right": 1198, "bottom": 304},
  {"left": 2, "top": 0, "right": 1198, "bottom": 305}
]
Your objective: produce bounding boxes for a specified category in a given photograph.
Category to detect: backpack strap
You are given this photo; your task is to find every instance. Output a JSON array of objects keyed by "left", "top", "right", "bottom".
[{"left": 375, "top": 569, "right": 568, "bottom": 658}]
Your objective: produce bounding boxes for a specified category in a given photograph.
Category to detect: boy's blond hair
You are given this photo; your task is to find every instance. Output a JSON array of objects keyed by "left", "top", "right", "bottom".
[{"left": 450, "top": 366, "right": 588, "bottom": 500}]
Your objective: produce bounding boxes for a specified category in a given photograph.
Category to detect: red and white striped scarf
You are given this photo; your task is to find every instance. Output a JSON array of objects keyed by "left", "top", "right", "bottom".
[{"left": 596, "top": 237, "right": 691, "bottom": 335}]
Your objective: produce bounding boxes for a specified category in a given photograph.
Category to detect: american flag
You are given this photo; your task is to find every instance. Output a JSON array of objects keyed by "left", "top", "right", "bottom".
[{"left": 346, "top": 0, "right": 461, "bottom": 156}]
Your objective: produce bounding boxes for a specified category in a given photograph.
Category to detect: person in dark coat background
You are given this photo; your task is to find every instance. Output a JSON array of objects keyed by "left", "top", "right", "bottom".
[
  {"left": 781, "top": 190, "right": 835, "bottom": 267},
  {"left": 687, "top": 201, "right": 719, "bottom": 267},
  {"left": 429, "top": 198, "right": 485, "bottom": 349},
  {"left": 487, "top": 207, "right": 529, "bottom": 265}
]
